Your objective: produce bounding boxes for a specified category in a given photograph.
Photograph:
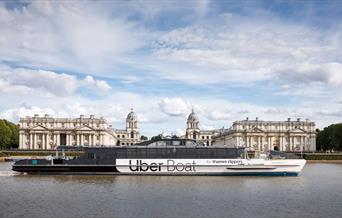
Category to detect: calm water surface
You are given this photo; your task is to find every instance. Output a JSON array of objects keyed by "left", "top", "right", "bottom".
[{"left": 0, "top": 162, "right": 341, "bottom": 218}]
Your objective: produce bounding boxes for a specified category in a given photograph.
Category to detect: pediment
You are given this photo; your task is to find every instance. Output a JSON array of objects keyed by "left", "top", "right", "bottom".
[
  {"left": 291, "top": 128, "right": 306, "bottom": 133},
  {"left": 30, "top": 125, "right": 48, "bottom": 130},
  {"left": 76, "top": 125, "right": 95, "bottom": 131},
  {"left": 251, "top": 127, "right": 264, "bottom": 133}
]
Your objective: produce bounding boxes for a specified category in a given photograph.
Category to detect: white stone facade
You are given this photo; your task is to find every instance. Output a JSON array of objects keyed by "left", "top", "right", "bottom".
[
  {"left": 19, "top": 109, "right": 141, "bottom": 149},
  {"left": 212, "top": 118, "right": 316, "bottom": 152},
  {"left": 185, "top": 109, "right": 217, "bottom": 146},
  {"left": 114, "top": 109, "right": 141, "bottom": 146}
]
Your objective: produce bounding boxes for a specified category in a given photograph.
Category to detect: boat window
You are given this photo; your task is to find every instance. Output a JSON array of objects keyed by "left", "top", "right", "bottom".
[
  {"left": 136, "top": 148, "right": 147, "bottom": 158},
  {"left": 156, "top": 141, "right": 166, "bottom": 146},
  {"left": 116, "top": 148, "right": 127, "bottom": 158},
  {"left": 185, "top": 141, "right": 197, "bottom": 146},
  {"left": 173, "top": 140, "right": 180, "bottom": 146},
  {"left": 147, "top": 148, "right": 158, "bottom": 158},
  {"left": 127, "top": 148, "right": 137, "bottom": 158}
]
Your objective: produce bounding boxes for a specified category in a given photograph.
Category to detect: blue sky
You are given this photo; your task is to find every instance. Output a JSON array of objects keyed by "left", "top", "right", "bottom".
[{"left": 0, "top": 0, "right": 342, "bottom": 136}]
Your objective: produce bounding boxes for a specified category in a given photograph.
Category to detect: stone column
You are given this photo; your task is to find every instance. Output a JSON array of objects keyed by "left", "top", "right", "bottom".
[
  {"left": 81, "top": 134, "right": 84, "bottom": 146},
  {"left": 33, "top": 133, "right": 37, "bottom": 150},
  {"left": 280, "top": 137, "right": 284, "bottom": 151},
  {"left": 66, "top": 134, "right": 69, "bottom": 146},
  {"left": 269, "top": 137, "right": 272, "bottom": 151},
  {"left": 19, "top": 133, "right": 23, "bottom": 149},
  {"left": 77, "top": 134, "right": 80, "bottom": 146},
  {"left": 29, "top": 134, "right": 33, "bottom": 150},
  {"left": 57, "top": 134, "right": 60, "bottom": 146},
  {"left": 292, "top": 137, "right": 295, "bottom": 151},
  {"left": 100, "top": 134, "right": 104, "bottom": 145},
  {"left": 47, "top": 134, "right": 51, "bottom": 150},
  {"left": 42, "top": 133, "right": 45, "bottom": 150}
]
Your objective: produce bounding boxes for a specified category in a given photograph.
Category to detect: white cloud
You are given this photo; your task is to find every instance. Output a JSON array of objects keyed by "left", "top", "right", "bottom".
[
  {"left": 274, "top": 62, "right": 342, "bottom": 86},
  {"left": 0, "top": 66, "right": 111, "bottom": 97},
  {"left": 0, "top": 1, "right": 145, "bottom": 73},
  {"left": 159, "top": 97, "right": 190, "bottom": 117},
  {"left": 83, "top": 75, "right": 111, "bottom": 91},
  {"left": 151, "top": 18, "right": 342, "bottom": 88},
  {"left": 0, "top": 105, "right": 55, "bottom": 122},
  {"left": 1, "top": 1, "right": 342, "bottom": 136},
  {"left": 0, "top": 66, "right": 78, "bottom": 97},
  {"left": 205, "top": 110, "right": 231, "bottom": 121},
  {"left": 175, "top": 128, "right": 185, "bottom": 136}
]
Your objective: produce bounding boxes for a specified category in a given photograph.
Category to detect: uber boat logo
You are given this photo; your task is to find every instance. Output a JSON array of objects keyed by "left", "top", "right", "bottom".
[{"left": 128, "top": 160, "right": 197, "bottom": 172}]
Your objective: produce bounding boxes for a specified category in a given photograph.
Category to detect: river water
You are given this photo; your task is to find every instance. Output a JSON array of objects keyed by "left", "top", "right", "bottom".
[{"left": 0, "top": 162, "right": 341, "bottom": 218}]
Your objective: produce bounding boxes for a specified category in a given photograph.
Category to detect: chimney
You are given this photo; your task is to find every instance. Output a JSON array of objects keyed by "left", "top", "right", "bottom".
[
  {"left": 288, "top": 118, "right": 291, "bottom": 122},
  {"left": 256, "top": 117, "right": 258, "bottom": 121},
  {"left": 80, "top": 115, "right": 84, "bottom": 119},
  {"left": 297, "top": 118, "right": 300, "bottom": 122},
  {"left": 44, "top": 114, "right": 49, "bottom": 118},
  {"left": 246, "top": 117, "right": 249, "bottom": 121},
  {"left": 90, "top": 115, "right": 94, "bottom": 119},
  {"left": 34, "top": 114, "right": 39, "bottom": 118}
]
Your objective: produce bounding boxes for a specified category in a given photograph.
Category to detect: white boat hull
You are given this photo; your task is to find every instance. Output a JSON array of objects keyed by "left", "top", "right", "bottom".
[{"left": 116, "top": 159, "right": 306, "bottom": 176}]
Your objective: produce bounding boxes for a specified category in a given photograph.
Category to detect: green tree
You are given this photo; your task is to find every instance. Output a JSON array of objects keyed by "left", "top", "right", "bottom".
[
  {"left": 151, "top": 134, "right": 163, "bottom": 141},
  {"left": 140, "top": 135, "right": 148, "bottom": 141},
  {"left": 0, "top": 120, "right": 12, "bottom": 149},
  {"left": 316, "top": 123, "right": 342, "bottom": 151}
]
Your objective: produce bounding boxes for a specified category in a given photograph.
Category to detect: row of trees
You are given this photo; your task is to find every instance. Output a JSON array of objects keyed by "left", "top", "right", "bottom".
[
  {"left": 316, "top": 123, "right": 342, "bottom": 152},
  {"left": 0, "top": 119, "right": 19, "bottom": 149}
]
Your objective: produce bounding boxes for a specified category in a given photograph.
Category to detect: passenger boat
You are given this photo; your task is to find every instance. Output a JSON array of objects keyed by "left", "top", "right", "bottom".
[{"left": 12, "top": 139, "right": 306, "bottom": 176}]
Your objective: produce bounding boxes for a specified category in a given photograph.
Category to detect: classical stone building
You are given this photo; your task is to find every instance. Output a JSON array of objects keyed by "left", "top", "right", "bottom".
[
  {"left": 113, "top": 109, "right": 141, "bottom": 146},
  {"left": 185, "top": 109, "right": 218, "bottom": 146},
  {"left": 212, "top": 118, "right": 316, "bottom": 152},
  {"left": 19, "top": 109, "right": 141, "bottom": 149}
]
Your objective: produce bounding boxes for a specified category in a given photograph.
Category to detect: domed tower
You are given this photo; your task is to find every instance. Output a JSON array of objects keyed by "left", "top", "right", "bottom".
[
  {"left": 126, "top": 108, "right": 139, "bottom": 140},
  {"left": 186, "top": 109, "right": 200, "bottom": 140}
]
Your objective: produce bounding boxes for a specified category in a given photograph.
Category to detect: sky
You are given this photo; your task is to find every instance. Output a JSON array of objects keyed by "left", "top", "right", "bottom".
[{"left": 0, "top": 0, "right": 342, "bottom": 137}]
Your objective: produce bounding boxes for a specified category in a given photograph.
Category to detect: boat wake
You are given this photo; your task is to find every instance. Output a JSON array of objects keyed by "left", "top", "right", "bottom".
[{"left": 0, "top": 171, "right": 20, "bottom": 177}]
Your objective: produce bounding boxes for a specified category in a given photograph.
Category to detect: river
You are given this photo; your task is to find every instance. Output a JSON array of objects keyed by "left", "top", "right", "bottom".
[{"left": 0, "top": 162, "right": 341, "bottom": 218}]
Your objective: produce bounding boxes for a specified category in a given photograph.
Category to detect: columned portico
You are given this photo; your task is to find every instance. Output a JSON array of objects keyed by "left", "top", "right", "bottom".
[
  {"left": 212, "top": 118, "right": 316, "bottom": 152},
  {"left": 19, "top": 114, "right": 120, "bottom": 150}
]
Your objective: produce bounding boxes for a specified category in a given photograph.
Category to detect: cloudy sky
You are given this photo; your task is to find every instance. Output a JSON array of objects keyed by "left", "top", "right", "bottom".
[{"left": 0, "top": 0, "right": 342, "bottom": 136}]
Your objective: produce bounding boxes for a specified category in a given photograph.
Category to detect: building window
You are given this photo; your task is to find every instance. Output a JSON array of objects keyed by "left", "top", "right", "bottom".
[
  {"left": 117, "top": 135, "right": 120, "bottom": 138},
  {"left": 122, "top": 135, "right": 125, "bottom": 138},
  {"left": 202, "top": 136, "right": 205, "bottom": 139}
]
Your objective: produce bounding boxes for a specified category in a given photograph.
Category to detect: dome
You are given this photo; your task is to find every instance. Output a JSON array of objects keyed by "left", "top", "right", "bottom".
[
  {"left": 187, "top": 109, "right": 198, "bottom": 122},
  {"left": 126, "top": 108, "right": 138, "bottom": 121}
]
